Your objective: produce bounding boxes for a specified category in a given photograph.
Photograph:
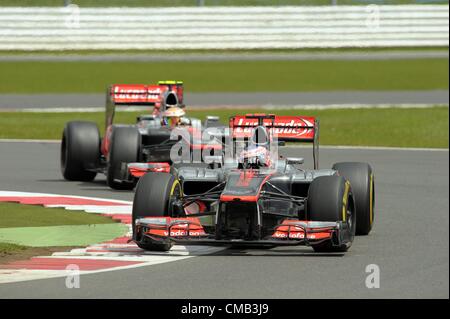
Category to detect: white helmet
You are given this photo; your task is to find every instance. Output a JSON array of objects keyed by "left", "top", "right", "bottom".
[{"left": 163, "top": 107, "right": 185, "bottom": 118}]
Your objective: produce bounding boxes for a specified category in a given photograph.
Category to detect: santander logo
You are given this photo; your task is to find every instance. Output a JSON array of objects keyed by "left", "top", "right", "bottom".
[
  {"left": 113, "top": 85, "right": 162, "bottom": 100},
  {"left": 235, "top": 118, "right": 314, "bottom": 137}
]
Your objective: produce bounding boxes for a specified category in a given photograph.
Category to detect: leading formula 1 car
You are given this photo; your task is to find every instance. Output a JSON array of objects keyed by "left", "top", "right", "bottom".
[
  {"left": 132, "top": 114, "right": 375, "bottom": 253},
  {"left": 60, "top": 81, "right": 222, "bottom": 190}
]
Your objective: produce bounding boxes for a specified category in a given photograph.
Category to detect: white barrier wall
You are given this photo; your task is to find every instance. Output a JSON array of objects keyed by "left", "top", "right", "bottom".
[{"left": 0, "top": 5, "right": 448, "bottom": 50}]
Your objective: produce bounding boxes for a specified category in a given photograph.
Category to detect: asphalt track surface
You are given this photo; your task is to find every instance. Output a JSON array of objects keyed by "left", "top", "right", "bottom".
[
  {"left": 0, "top": 90, "right": 448, "bottom": 109},
  {"left": 0, "top": 50, "right": 447, "bottom": 62},
  {"left": 0, "top": 141, "right": 448, "bottom": 298}
]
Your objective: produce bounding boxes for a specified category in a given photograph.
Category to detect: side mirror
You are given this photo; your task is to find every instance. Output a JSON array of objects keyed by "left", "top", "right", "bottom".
[
  {"left": 137, "top": 114, "right": 157, "bottom": 122},
  {"left": 204, "top": 128, "right": 226, "bottom": 144},
  {"left": 205, "top": 116, "right": 221, "bottom": 129},
  {"left": 286, "top": 157, "right": 304, "bottom": 165},
  {"left": 205, "top": 130, "right": 224, "bottom": 138}
]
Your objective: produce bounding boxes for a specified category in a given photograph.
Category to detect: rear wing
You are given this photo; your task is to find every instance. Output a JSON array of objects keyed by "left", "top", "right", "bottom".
[
  {"left": 105, "top": 81, "right": 184, "bottom": 129},
  {"left": 229, "top": 114, "right": 320, "bottom": 169}
]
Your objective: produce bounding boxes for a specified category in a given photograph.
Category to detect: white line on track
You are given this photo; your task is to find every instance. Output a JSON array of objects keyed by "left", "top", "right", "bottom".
[
  {"left": 2, "top": 103, "right": 447, "bottom": 113},
  {"left": 0, "top": 190, "right": 132, "bottom": 205},
  {"left": 261, "top": 103, "right": 449, "bottom": 110},
  {"left": 9, "top": 106, "right": 141, "bottom": 113},
  {"left": 0, "top": 139, "right": 447, "bottom": 152},
  {"left": 0, "top": 246, "right": 222, "bottom": 285},
  {"left": 284, "top": 145, "right": 449, "bottom": 152},
  {"left": 0, "top": 139, "right": 60, "bottom": 143},
  {"left": 0, "top": 190, "right": 225, "bottom": 284}
]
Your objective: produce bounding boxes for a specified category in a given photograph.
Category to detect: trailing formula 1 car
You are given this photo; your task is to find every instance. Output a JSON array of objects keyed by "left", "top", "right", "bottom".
[
  {"left": 132, "top": 114, "right": 375, "bottom": 253},
  {"left": 60, "top": 81, "right": 222, "bottom": 190}
]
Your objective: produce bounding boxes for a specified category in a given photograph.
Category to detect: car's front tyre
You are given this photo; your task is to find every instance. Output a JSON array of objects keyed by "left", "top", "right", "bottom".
[
  {"left": 132, "top": 172, "right": 182, "bottom": 252},
  {"left": 307, "top": 175, "right": 356, "bottom": 253},
  {"left": 332, "top": 162, "right": 375, "bottom": 235}
]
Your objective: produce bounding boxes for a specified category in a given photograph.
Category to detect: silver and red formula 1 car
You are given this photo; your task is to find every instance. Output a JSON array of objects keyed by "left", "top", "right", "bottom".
[
  {"left": 132, "top": 114, "right": 375, "bottom": 253},
  {"left": 60, "top": 81, "right": 222, "bottom": 190}
]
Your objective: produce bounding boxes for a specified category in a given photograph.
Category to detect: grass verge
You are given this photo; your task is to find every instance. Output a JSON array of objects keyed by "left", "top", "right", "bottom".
[
  {"left": 0, "top": 202, "right": 126, "bottom": 256},
  {"left": 0, "top": 202, "right": 118, "bottom": 228},
  {"left": 0, "top": 106, "right": 448, "bottom": 148},
  {"left": 0, "top": 59, "right": 447, "bottom": 93},
  {"left": 0, "top": 242, "right": 27, "bottom": 255},
  {"left": 0, "top": 243, "right": 83, "bottom": 264}
]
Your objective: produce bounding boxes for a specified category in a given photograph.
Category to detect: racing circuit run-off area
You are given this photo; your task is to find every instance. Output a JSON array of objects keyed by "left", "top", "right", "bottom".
[{"left": 0, "top": 0, "right": 448, "bottom": 314}]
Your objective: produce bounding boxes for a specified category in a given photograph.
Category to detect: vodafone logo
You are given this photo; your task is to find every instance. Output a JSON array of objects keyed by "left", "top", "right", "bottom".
[
  {"left": 163, "top": 230, "right": 205, "bottom": 236},
  {"left": 273, "top": 231, "right": 306, "bottom": 239}
]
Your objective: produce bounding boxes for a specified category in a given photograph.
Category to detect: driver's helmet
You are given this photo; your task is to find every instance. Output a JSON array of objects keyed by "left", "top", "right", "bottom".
[
  {"left": 238, "top": 126, "right": 272, "bottom": 168},
  {"left": 238, "top": 145, "right": 271, "bottom": 168},
  {"left": 154, "top": 91, "right": 178, "bottom": 117},
  {"left": 164, "top": 106, "right": 186, "bottom": 128}
]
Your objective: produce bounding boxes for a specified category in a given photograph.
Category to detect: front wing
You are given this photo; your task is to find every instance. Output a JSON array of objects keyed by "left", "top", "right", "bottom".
[{"left": 133, "top": 217, "right": 350, "bottom": 248}]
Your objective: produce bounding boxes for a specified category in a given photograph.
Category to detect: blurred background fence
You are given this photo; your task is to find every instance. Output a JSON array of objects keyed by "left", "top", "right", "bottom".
[
  {"left": 1, "top": 1, "right": 449, "bottom": 7},
  {"left": 0, "top": 4, "right": 448, "bottom": 50}
]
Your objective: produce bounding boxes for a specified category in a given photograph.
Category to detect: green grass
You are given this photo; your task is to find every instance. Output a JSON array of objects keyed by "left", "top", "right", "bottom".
[
  {"left": 0, "top": 203, "right": 127, "bottom": 248},
  {"left": 2, "top": 0, "right": 447, "bottom": 7},
  {"left": 0, "top": 107, "right": 448, "bottom": 148},
  {"left": 0, "top": 59, "right": 447, "bottom": 94},
  {"left": 0, "top": 202, "right": 118, "bottom": 228},
  {"left": 189, "top": 107, "right": 449, "bottom": 148}
]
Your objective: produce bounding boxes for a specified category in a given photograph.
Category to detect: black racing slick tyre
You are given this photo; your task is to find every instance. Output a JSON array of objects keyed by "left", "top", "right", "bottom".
[
  {"left": 307, "top": 176, "right": 356, "bottom": 253},
  {"left": 61, "top": 121, "right": 100, "bottom": 181},
  {"left": 132, "top": 173, "right": 182, "bottom": 252},
  {"left": 332, "top": 162, "right": 375, "bottom": 235},
  {"left": 107, "top": 126, "right": 141, "bottom": 190}
]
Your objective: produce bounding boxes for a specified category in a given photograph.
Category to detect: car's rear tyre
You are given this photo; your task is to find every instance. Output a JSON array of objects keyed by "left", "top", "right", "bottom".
[
  {"left": 61, "top": 121, "right": 100, "bottom": 181},
  {"left": 332, "top": 162, "right": 374, "bottom": 235},
  {"left": 307, "top": 175, "right": 355, "bottom": 253},
  {"left": 132, "top": 172, "right": 182, "bottom": 251},
  {"left": 107, "top": 126, "right": 141, "bottom": 190}
]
